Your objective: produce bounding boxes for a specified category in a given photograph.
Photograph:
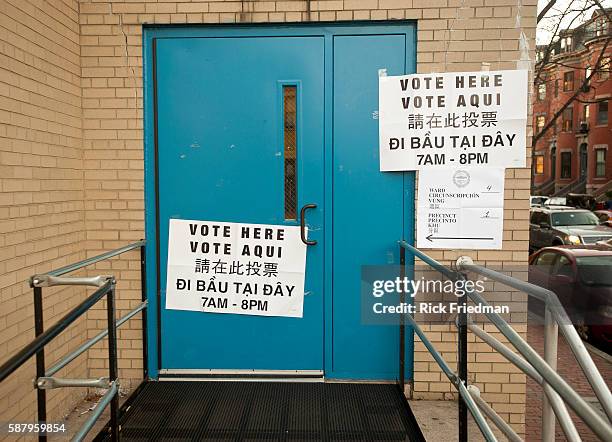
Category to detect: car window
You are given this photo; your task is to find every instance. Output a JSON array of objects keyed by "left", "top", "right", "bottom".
[
  {"left": 597, "top": 213, "right": 609, "bottom": 222},
  {"left": 531, "top": 212, "right": 545, "bottom": 225},
  {"left": 551, "top": 211, "right": 599, "bottom": 226},
  {"left": 547, "top": 197, "right": 566, "bottom": 205},
  {"left": 576, "top": 256, "right": 612, "bottom": 286},
  {"left": 553, "top": 255, "right": 573, "bottom": 277},
  {"left": 534, "top": 252, "right": 557, "bottom": 272}
]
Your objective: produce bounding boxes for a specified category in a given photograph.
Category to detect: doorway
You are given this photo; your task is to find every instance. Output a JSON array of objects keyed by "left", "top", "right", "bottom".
[{"left": 144, "top": 23, "right": 417, "bottom": 380}]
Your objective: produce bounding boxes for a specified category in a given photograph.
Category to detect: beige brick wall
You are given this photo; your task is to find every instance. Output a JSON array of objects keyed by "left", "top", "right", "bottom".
[
  {"left": 0, "top": 0, "right": 90, "bottom": 428},
  {"left": 0, "top": 0, "right": 537, "bottom": 437}
]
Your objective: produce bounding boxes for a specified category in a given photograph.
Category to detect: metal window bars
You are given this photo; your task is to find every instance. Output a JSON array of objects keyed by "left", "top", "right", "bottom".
[
  {"left": 399, "top": 240, "right": 612, "bottom": 442},
  {"left": 0, "top": 240, "right": 147, "bottom": 442}
]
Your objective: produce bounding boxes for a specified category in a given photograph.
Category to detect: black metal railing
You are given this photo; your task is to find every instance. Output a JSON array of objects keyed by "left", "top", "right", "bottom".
[
  {"left": 398, "top": 240, "right": 470, "bottom": 442},
  {"left": 0, "top": 240, "right": 147, "bottom": 442}
]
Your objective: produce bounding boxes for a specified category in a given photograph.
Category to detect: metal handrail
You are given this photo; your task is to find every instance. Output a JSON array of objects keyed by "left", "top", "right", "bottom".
[
  {"left": 46, "top": 300, "right": 147, "bottom": 377},
  {"left": 71, "top": 381, "right": 119, "bottom": 442},
  {"left": 398, "top": 241, "right": 612, "bottom": 442},
  {"left": 0, "top": 278, "right": 119, "bottom": 442},
  {"left": 457, "top": 257, "right": 612, "bottom": 421},
  {"left": 46, "top": 240, "right": 145, "bottom": 277},
  {"left": 456, "top": 257, "right": 612, "bottom": 442},
  {"left": 0, "top": 280, "right": 113, "bottom": 383},
  {"left": 0, "top": 240, "right": 147, "bottom": 442},
  {"left": 403, "top": 306, "right": 498, "bottom": 442},
  {"left": 399, "top": 240, "right": 486, "bottom": 442},
  {"left": 466, "top": 320, "right": 581, "bottom": 442},
  {"left": 467, "top": 385, "right": 522, "bottom": 442}
]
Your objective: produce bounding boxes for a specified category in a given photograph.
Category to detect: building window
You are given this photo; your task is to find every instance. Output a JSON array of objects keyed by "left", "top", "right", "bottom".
[
  {"left": 596, "top": 17, "right": 608, "bottom": 36},
  {"left": 598, "top": 57, "right": 610, "bottom": 80},
  {"left": 563, "top": 71, "right": 574, "bottom": 91},
  {"left": 597, "top": 100, "right": 608, "bottom": 125},
  {"left": 536, "top": 115, "right": 546, "bottom": 134},
  {"left": 586, "top": 65, "right": 592, "bottom": 81},
  {"left": 537, "top": 83, "right": 546, "bottom": 101},
  {"left": 536, "top": 50, "right": 543, "bottom": 63},
  {"left": 561, "top": 152, "right": 572, "bottom": 178},
  {"left": 562, "top": 107, "right": 573, "bottom": 131},
  {"left": 583, "top": 104, "right": 590, "bottom": 122},
  {"left": 535, "top": 155, "right": 545, "bottom": 175},
  {"left": 561, "top": 36, "right": 573, "bottom": 53},
  {"left": 596, "top": 149, "right": 607, "bottom": 177}
]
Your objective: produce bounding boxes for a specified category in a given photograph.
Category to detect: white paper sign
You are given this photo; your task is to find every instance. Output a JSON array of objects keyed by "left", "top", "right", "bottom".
[
  {"left": 165, "top": 219, "right": 307, "bottom": 317},
  {"left": 379, "top": 70, "right": 528, "bottom": 171},
  {"left": 417, "top": 168, "right": 505, "bottom": 250}
]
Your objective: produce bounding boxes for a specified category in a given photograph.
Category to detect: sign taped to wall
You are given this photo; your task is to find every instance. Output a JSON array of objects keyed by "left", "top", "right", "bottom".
[
  {"left": 379, "top": 70, "right": 528, "bottom": 171},
  {"left": 416, "top": 168, "right": 505, "bottom": 250},
  {"left": 165, "top": 219, "right": 307, "bottom": 317}
]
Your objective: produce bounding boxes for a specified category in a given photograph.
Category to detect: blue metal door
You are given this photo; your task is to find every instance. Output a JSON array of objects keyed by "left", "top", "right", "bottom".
[
  {"left": 154, "top": 37, "right": 325, "bottom": 371},
  {"left": 330, "top": 34, "right": 413, "bottom": 380},
  {"left": 144, "top": 24, "right": 416, "bottom": 379}
]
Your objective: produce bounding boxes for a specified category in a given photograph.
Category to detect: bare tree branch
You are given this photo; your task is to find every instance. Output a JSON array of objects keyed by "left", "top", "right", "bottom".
[{"left": 538, "top": 0, "right": 558, "bottom": 24}]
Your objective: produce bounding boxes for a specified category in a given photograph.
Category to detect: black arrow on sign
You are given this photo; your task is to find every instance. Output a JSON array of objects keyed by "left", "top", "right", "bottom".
[{"left": 426, "top": 234, "right": 494, "bottom": 242}]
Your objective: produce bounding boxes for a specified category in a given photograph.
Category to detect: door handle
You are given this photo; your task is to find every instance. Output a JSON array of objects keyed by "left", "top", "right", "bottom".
[{"left": 300, "top": 204, "right": 317, "bottom": 246}]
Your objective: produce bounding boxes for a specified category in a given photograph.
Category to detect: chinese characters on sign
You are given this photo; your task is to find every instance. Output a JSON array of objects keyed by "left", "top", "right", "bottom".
[
  {"left": 165, "top": 219, "right": 307, "bottom": 317},
  {"left": 379, "top": 70, "right": 528, "bottom": 171},
  {"left": 416, "top": 168, "right": 505, "bottom": 250}
]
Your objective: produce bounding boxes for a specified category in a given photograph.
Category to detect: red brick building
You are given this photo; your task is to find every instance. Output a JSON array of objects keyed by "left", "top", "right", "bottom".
[{"left": 532, "top": 10, "right": 612, "bottom": 196}]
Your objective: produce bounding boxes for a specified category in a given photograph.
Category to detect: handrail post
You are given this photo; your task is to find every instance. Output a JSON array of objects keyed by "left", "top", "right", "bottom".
[
  {"left": 542, "top": 305, "right": 558, "bottom": 442},
  {"left": 106, "top": 280, "right": 119, "bottom": 441},
  {"left": 458, "top": 276, "right": 469, "bottom": 442},
  {"left": 33, "top": 286, "right": 47, "bottom": 442},
  {"left": 399, "top": 244, "right": 406, "bottom": 393},
  {"left": 140, "top": 242, "right": 148, "bottom": 379}
]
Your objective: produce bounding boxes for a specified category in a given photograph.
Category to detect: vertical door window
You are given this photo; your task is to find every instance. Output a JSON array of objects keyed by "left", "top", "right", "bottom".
[
  {"left": 561, "top": 152, "right": 572, "bottom": 178},
  {"left": 537, "top": 83, "right": 546, "bottom": 101},
  {"left": 536, "top": 115, "right": 546, "bottom": 134},
  {"left": 535, "top": 155, "right": 545, "bottom": 174},
  {"left": 563, "top": 71, "right": 574, "bottom": 91},
  {"left": 562, "top": 107, "right": 573, "bottom": 131},
  {"left": 283, "top": 86, "right": 298, "bottom": 220},
  {"left": 596, "top": 149, "right": 607, "bottom": 177},
  {"left": 597, "top": 100, "right": 608, "bottom": 125}
]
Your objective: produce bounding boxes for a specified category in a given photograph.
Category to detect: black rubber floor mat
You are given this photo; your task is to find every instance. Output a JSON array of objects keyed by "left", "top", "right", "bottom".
[{"left": 98, "top": 381, "right": 425, "bottom": 441}]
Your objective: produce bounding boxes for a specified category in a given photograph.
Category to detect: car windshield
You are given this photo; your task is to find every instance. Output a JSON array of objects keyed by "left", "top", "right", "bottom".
[
  {"left": 547, "top": 197, "right": 566, "bottom": 205},
  {"left": 576, "top": 256, "right": 612, "bottom": 286},
  {"left": 550, "top": 212, "right": 599, "bottom": 226}
]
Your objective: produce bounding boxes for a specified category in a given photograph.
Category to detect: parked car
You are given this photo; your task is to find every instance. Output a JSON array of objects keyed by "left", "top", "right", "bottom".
[
  {"left": 594, "top": 210, "right": 612, "bottom": 227},
  {"left": 530, "top": 195, "right": 549, "bottom": 207},
  {"left": 529, "top": 207, "right": 612, "bottom": 253},
  {"left": 529, "top": 246, "right": 612, "bottom": 344},
  {"left": 566, "top": 193, "right": 596, "bottom": 210},
  {"left": 544, "top": 196, "right": 567, "bottom": 206},
  {"left": 596, "top": 238, "right": 612, "bottom": 248}
]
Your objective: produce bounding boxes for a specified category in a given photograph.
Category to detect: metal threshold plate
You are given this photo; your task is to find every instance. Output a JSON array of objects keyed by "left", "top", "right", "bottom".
[
  {"left": 97, "top": 381, "right": 424, "bottom": 441},
  {"left": 158, "top": 369, "right": 324, "bottom": 381}
]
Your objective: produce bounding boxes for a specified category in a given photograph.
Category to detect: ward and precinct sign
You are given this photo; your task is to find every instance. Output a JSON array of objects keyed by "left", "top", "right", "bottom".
[
  {"left": 379, "top": 70, "right": 528, "bottom": 171},
  {"left": 165, "top": 219, "right": 307, "bottom": 318},
  {"left": 416, "top": 168, "right": 505, "bottom": 250}
]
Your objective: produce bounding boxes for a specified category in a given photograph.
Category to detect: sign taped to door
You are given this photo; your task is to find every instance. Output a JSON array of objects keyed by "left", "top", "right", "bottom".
[
  {"left": 379, "top": 70, "right": 528, "bottom": 171},
  {"left": 165, "top": 219, "right": 307, "bottom": 318},
  {"left": 416, "top": 168, "right": 505, "bottom": 250}
]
